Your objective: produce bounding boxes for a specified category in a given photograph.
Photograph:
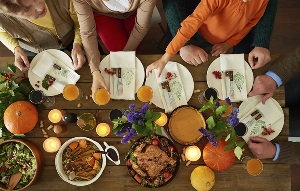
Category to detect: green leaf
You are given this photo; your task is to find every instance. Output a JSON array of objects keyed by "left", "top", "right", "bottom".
[
  {"left": 112, "top": 124, "right": 124, "bottom": 134},
  {"left": 145, "top": 120, "right": 152, "bottom": 128},
  {"left": 224, "top": 142, "right": 235, "bottom": 151},
  {"left": 206, "top": 116, "right": 215, "bottom": 129},
  {"left": 132, "top": 123, "right": 152, "bottom": 136},
  {"left": 0, "top": 81, "right": 8, "bottom": 91},
  {"left": 145, "top": 109, "right": 153, "bottom": 120},
  {"left": 216, "top": 105, "right": 227, "bottom": 116},
  {"left": 0, "top": 75, "right": 5, "bottom": 82},
  {"left": 16, "top": 83, "right": 30, "bottom": 95},
  {"left": 0, "top": 92, "right": 10, "bottom": 98},
  {"left": 10, "top": 80, "right": 19, "bottom": 90},
  {"left": 7, "top": 64, "right": 17, "bottom": 73},
  {"left": 152, "top": 112, "right": 161, "bottom": 121},
  {"left": 9, "top": 92, "right": 24, "bottom": 104},
  {"left": 155, "top": 124, "right": 162, "bottom": 135},
  {"left": 216, "top": 120, "right": 227, "bottom": 131},
  {"left": 234, "top": 146, "right": 243, "bottom": 160},
  {"left": 230, "top": 128, "right": 237, "bottom": 141},
  {"left": 199, "top": 104, "right": 211, "bottom": 112},
  {"left": 216, "top": 133, "right": 223, "bottom": 140},
  {"left": 237, "top": 141, "right": 245, "bottom": 148}
]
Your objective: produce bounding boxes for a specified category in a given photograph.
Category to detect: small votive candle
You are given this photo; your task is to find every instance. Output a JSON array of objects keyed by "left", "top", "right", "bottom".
[
  {"left": 155, "top": 112, "right": 168, "bottom": 126},
  {"left": 48, "top": 109, "right": 64, "bottom": 123},
  {"left": 96, "top": 123, "right": 111, "bottom": 137},
  {"left": 185, "top": 146, "right": 201, "bottom": 161},
  {"left": 43, "top": 137, "right": 61, "bottom": 153}
]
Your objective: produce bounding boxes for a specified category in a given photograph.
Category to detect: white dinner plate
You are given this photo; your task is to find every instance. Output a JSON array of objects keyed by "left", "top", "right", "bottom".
[
  {"left": 206, "top": 57, "right": 254, "bottom": 102},
  {"left": 145, "top": 61, "right": 194, "bottom": 109},
  {"left": 99, "top": 55, "right": 145, "bottom": 98},
  {"left": 28, "top": 49, "right": 74, "bottom": 96},
  {"left": 238, "top": 95, "right": 284, "bottom": 142}
]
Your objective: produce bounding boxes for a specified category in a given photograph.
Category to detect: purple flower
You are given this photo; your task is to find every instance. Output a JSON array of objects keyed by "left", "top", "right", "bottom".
[
  {"left": 115, "top": 126, "right": 129, "bottom": 136},
  {"left": 129, "top": 104, "right": 135, "bottom": 111},
  {"left": 215, "top": 101, "right": 220, "bottom": 107},
  {"left": 138, "top": 119, "right": 143, "bottom": 125},
  {"left": 225, "top": 97, "right": 231, "bottom": 104},
  {"left": 227, "top": 107, "right": 239, "bottom": 127},
  {"left": 199, "top": 127, "right": 218, "bottom": 147},
  {"left": 121, "top": 129, "right": 136, "bottom": 144},
  {"left": 140, "top": 103, "right": 149, "bottom": 114}
]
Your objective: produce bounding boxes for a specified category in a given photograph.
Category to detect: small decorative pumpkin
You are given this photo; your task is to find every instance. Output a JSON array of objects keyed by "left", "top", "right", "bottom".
[
  {"left": 190, "top": 166, "right": 215, "bottom": 191},
  {"left": 4, "top": 101, "right": 38, "bottom": 134},
  {"left": 203, "top": 139, "right": 235, "bottom": 171}
]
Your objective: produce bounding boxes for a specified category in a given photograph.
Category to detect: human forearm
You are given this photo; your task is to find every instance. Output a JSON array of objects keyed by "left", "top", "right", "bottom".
[
  {"left": 251, "top": 0, "right": 278, "bottom": 49},
  {"left": 277, "top": 141, "right": 300, "bottom": 164},
  {"left": 69, "top": 1, "right": 82, "bottom": 45},
  {"left": 270, "top": 47, "right": 300, "bottom": 85},
  {"left": 0, "top": 31, "right": 19, "bottom": 52}
]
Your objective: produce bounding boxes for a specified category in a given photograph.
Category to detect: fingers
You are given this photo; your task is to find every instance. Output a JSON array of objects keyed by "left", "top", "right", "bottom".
[
  {"left": 249, "top": 136, "right": 266, "bottom": 143},
  {"left": 72, "top": 53, "right": 79, "bottom": 69},
  {"left": 20, "top": 54, "right": 30, "bottom": 67},
  {"left": 146, "top": 65, "right": 155, "bottom": 77},
  {"left": 251, "top": 57, "right": 264, "bottom": 69},
  {"left": 248, "top": 53, "right": 255, "bottom": 68},
  {"left": 262, "top": 93, "right": 273, "bottom": 104}
]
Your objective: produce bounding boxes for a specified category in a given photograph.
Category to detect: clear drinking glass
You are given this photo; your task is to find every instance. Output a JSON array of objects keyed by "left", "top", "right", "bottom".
[
  {"left": 77, "top": 113, "right": 97, "bottom": 131},
  {"left": 241, "top": 156, "right": 263, "bottom": 176},
  {"left": 29, "top": 89, "right": 55, "bottom": 107},
  {"left": 198, "top": 87, "right": 218, "bottom": 105}
]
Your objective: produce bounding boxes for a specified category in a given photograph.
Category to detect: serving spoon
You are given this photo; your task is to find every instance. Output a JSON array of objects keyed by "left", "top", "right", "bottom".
[{"left": 6, "top": 172, "right": 22, "bottom": 191}]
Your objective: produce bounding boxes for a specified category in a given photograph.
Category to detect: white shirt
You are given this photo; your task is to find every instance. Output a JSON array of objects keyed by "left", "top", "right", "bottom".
[{"left": 102, "top": 0, "right": 131, "bottom": 12}]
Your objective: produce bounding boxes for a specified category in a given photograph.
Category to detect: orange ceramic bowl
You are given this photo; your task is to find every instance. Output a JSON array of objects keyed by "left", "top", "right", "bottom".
[{"left": 0, "top": 139, "right": 44, "bottom": 191}]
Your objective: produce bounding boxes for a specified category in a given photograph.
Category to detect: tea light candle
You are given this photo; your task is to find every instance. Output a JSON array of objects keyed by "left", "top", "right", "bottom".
[
  {"left": 96, "top": 123, "right": 111, "bottom": 137},
  {"left": 155, "top": 112, "right": 168, "bottom": 126},
  {"left": 48, "top": 109, "right": 64, "bottom": 123},
  {"left": 43, "top": 137, "right": 61, "bottom": 152},
  {"left": 185, "top": 146, "right": 201, "bottom": 161}
]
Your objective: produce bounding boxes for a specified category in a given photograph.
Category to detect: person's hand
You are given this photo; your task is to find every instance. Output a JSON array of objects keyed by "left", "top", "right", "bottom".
[
  {"left": 248, "top": 47, "right": 271, "bottom": 69},
  {"left": 91, "top": 70, "right": 108, "bottom": 97},
  {"left": 146, "top": 53, "right": 171, "bottom": 77},
  {"left": 179, "top": 45, "right": 208, "bottom": 66},
  {"left": 248, "top": 75, "right": 277, "bottom": 104},
  {"left": 211, "top": 42, "right": 231, "bottom": 56},
  {"left": 71, "top": 43, "right": 86, "bottom": 70},
  {"left": 14, "top": 46, "right": 30, "bottom": 71},
  {"left": 247, "top": 137, "right": 276, "bottom": 159}
]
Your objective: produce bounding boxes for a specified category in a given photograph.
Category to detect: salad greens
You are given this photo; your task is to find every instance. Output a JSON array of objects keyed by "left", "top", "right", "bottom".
[{"left": 0, "top": 142, "right": 37, "bottom": 189}]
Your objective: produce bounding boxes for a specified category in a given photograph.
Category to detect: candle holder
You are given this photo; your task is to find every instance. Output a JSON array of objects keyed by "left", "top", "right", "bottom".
[
  {"left": 43, "top": 137, "right": 61, "bottom": 153},
  {"left": 155, "top": 112, "right": 168, "bottom": 126},
  {"left": 96, "top": 123, "right": 111, "bottom": 137},
  {"left": 77, "top": 113, "right": 97, "bottom": 131},
  {"left": 185, "top": 145, "right": 201, "bottom": 161},
  {"left": 48, "top": 109, "right": 65, "bottom": 123}
]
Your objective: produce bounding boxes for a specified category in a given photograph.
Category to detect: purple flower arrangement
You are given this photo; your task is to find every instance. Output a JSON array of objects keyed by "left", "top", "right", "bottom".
[
  {"left": 112, "top": 103, "right": 162, "bottom": 144},
  {"left": 198, "top": 97, "right": 244, "bottom": 159}
]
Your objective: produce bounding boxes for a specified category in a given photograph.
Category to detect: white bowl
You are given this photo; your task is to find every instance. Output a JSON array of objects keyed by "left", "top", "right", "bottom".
[{"left": 55, "top": 137, "right": 106, "bottom": 186}]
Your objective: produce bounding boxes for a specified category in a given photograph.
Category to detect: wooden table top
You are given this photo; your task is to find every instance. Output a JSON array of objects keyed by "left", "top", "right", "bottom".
[{"left": 0, "top": 55, "right": 290, "bottom": 191}]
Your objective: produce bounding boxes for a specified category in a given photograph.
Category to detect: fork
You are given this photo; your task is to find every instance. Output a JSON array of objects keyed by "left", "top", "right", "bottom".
[{"left": 117, "top": 68, "right": 123, "bottom": 96}]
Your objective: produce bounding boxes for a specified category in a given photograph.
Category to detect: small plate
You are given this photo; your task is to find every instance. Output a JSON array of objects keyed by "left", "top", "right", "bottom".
[
  {"left": 99, "top": 55, "right": 145, "bottom": 99},
  {"left": 206, "top": 57, "right": 253, "bottom": 102},
  {"left": 145, "top": 61, "right": 194, "bottom": 109},
  {"left": 238, "top": 95, "right": 284, "bottom": 141},
  {"left": 28, "top": 49, "right": 74, "bottom": 96}
]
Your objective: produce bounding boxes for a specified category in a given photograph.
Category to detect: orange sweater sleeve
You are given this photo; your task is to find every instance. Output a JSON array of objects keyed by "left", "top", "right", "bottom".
[
  {"left": 165, "top": 0, "right": 218, "bottom": 56},
  {"left": 225, "top": 0, "right": 269, "bottom": 47}
]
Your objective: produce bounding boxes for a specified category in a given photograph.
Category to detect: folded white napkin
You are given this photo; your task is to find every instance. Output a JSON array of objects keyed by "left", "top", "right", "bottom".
[
  {"left": 155, "top": 62, "right": 187, "bottom": 113},
  {"left": 109, "top": 51, "right": 136, "bottom": 100},
  {"left": 256, "top": 98, "right": 284, "bottom": 126},
  {"left": 220, "top": 54, "right": 247, "bottom": 101},
  {"left": 32, "top": 51, "right": 80, "bottom": 93}
]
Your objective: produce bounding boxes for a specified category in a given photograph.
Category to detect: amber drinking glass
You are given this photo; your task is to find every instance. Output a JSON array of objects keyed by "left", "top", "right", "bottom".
[
  {"left": 241, "top": 156, "right": 263, "bottom": 176},
  {"left": 63, "top": 84, "right": 82, "bottom": 101},
  {"left": 137, "top": 85, "right": 153, "bottom": 102},
  {"left": 93, "top": 89, "right": 110, "bottom": 106}
]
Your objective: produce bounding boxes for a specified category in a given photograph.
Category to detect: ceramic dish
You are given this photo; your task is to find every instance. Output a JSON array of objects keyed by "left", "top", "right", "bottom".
[
  {"left": 28, "top": 49, "right": 75, "bottom": 96},
  {"left": 55, "top": 137, "right": 106, "bottom": 186},
  {"left": 206, "top": 57, "right": 253, "bottom": 102},
  {"left": 126, "top": 135, "right": 180, "bottom": 188}
]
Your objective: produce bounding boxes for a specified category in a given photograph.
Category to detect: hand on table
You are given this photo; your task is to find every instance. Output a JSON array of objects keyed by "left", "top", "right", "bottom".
[
  {"left": 91, "top": 70, "right": 108, "bottom": 98},
  {"left": 248, "top": 75, "right": 277, "bottom": 104},
  {"left": 14, "top": 46, "right": 30, "bottom": 71},
  {"left": 211, "top": 42, "right": 231, "bottom": 56},
  {"left": 248, "top": 47, "right": 271, "bottom": 69},
  {"left": 179, "top": 45, "right": 208, "bottom": 66},
  {"left": 146, "top": 53, "right": 171, "bottom": 77},
  {"left": 247, "top": 137, "right": 276, "bottom": 159},
  {"left": 71, "top": 43, "right": 86, "bottom": 70}
]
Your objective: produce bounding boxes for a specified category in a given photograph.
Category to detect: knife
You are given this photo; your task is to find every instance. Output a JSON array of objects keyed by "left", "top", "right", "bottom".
[
  {"left": 165, "top": 82, "right": 176, "bottom": 109},
  {"left": 113, "top": 68, "right": 118, "bottom": 96},
  {"left": 243, "top": 110, "right": 259, "bottom": 127},
  {"left": 225, "top": 71, "right": 234, "bottom": 98},
  {"left": 246, "top": 113, "right": 262, "bottom": 128},
  {"left": 117, "top": 68, "right": 123, "bottom": 96}
]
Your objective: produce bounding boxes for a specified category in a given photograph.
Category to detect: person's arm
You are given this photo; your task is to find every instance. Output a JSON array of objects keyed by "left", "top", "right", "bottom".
[
  {"left": 251, "top": 0, "right": 278, "bottom": 49},
  {"left": 72, "top": 0, "right": 99, "bottom": 73},
  {"left": 123, "top": 0, "right": 157, "bottom": 51},
  {"left": 0, "top": 28, "right": 19, "bottom": 52},
  {"left": 69, "top": 1, "right": 82, "bottom": 46},
  {"left": 225, "top": 0, "right": 268, "bottom": 47},
  {"left": 165, "top": 0, "right": 218, "bottom": 56},
  {"left": 276, "top": 141, "right": 300, "bottom": 164},
  {"left": 269, "top": 47, "right": 300, "bottom": 85}
]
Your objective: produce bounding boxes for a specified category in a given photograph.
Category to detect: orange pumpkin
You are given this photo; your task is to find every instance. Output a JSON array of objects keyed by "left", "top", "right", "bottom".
[
  {"left": 4, "top": 101, "right": 38, "bottom": 134},
  {"left": 203, "top": 139, "right": 235, "bottom": 171}
]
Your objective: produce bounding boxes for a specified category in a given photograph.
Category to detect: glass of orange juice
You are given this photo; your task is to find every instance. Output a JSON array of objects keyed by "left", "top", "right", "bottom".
[
  {"left": 241, "top": 156, "right": 263, "bottom": 176},
  {"left": 63, "top": 84, "right": 82, "bottom": 101},
  {"left": 93, "top": 89, "right": 110, "bottom": 105},
  {"left": 137, "top": 85, "right": 153, "bottom": 102}
]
